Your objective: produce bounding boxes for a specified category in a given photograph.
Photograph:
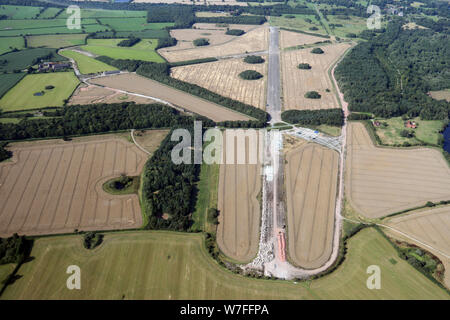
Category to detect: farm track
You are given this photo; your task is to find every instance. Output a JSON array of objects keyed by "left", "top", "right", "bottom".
[{"left": 0, "top": 137, "right": 147, "bottom": 237}]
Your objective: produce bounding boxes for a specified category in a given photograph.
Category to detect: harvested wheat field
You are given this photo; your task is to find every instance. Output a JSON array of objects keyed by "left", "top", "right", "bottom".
[
  {"left": 90, "top": 73, "right": 251, "bottom": 122},
  {"left": 0, "top": 135, "right": 151, "bottom": 237},
  {"left": 217, "top": 130, "right": 262, "bottom": 262},
  {"left": 346, "top": 122, "right": 450, "bottom": 218},
  {"left": 69, "top": 84, "right": 156, "bottom": 105},
  {"left": 280, "top": 30, "right": 330, "bottom": 49},
  {"left": 171, "top": 58, "right": 267, "bottom": 109},
  {"left": 159, "top": 26, "right": 268, "bottom": 62},
  {"left": 160, "top": 24, "right": 257, "bottom": 51},
  {"left": 281, "top": 42, "right": 351, "bottom": 110},
  {"left": 284, "top": 141, "right": 339, "bottom": 269},
  {"left": 385, "top": 206, "right": 450, "bottom": 288}
]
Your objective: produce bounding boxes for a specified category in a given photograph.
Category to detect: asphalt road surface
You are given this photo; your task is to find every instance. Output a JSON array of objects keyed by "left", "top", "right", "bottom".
[{"left": 266, "top": 26, "right": 282, "bottom": 123}]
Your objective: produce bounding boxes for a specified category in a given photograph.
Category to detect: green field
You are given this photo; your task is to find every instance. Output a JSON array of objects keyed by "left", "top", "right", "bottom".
[
  {"left": 0, "top": 264, "right": 16, "bottom": 285},
  {"left": 26, "top": 34, "right": 88, "bottom": 48},
  {"left": 38, "top": 7, "right": 62, "bottom": 19},
  {"left": 191, "top": 163, "right": 220, "bottom": 232},
  {"left": 57, "top": 8, "right": 147, "bottom": 19},
  {"left": 0, "top": 36, "right": 25, "bottom": 55},
  {"left": 0, "top": 5, "right": 41, "bottom": 19},
  {"left": 98, "top": 18, "right": 173, "bottom": 32},
  {"left": 82, "top": 38, "right": 164, "bottom": 62},
  {"left": 327, "top": 15, "right": 371, "bottom": 38},
  {"left": 270, "top": 14, "right": 327, "bottom": 35},
  {"left": 0, "top": 73, "right": 25, "bottom": 99},
  {"left": 1, "top": 228, "right": 448, "bottom": 299},
  {"left": 60, "top": 50, "right": 118, "bottom": 74},
  {"left": 0, "top": 72, "right": 79, "bottom": 111},
  {"left": 0, "top": 48, "right": 66, "bottom": 73},
  {"left": 374, "top": 117, "right": 445, "bottom": 146}
]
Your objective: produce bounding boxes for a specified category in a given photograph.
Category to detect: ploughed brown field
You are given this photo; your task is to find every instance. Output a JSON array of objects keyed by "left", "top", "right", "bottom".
[
  {"left": 159, "top": 26, "right": 268, "bottom": 62},
  {"left": 280, "top": 30, "right": 330, "bottom": 49},
  {"left": 284, "top": 141, "right": 339, "bottom": 269},
  {"left": 346, "top": 122, "right": 450, "bottom": 218},
  {"left": 0, "top": 135, "right": 148, "bottom": 237},
  {"left": 69, "top": 84, "right": 156, "bottom": 105},
  {"left": 171, "top": 58, "right": 267, "bottom": 109},
  {"left": 217, "top": 130, "right": 262, "bottom": 262},
  {"left": 281, "top": 42, "right": 351, "bottom": 110},
  {"left": 386, "top": 206, "right": 450, "bottom": 288},
  {"left": 90, "top": 73, "right": 251, "bottom": 122}
]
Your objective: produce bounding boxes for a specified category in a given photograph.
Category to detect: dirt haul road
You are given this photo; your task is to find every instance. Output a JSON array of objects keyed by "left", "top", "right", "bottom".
[
  {"left": 346, "top": 122, "right": 450, "bottom": 218},
  {"left": 89, "top": 73, "right": 251, "bottom": 122},
  {"left": 217, "top": 130, "right": 262, "bottom": 263},
  {"left": 0, "top": 135, "right": 149, "bottom": 237}
]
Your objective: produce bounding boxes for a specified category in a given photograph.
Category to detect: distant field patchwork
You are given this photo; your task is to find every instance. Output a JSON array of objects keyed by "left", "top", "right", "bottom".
[
  {"left": 26, "top": 34, "right": 88, "bottom": 48},
  {"left": 60, "top": 50, "right": 118, "bottom": 74}
]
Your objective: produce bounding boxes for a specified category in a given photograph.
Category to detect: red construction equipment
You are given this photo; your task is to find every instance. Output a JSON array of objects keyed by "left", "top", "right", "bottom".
[{"left": 277, "top": 232, "right": 286, "bottom": 262}]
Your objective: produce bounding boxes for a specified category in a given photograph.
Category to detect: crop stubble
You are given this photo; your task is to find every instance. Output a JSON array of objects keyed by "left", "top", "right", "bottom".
[
  {"left": 346, "top": 122, "right": 450, "bottom": 218},
  {"left": 285, "top": 142, "right": 338, "bottom": 268},
  {"left": 217, "top": 131, "right": 262, "bottom": 262},
  {"left": 0, "top": 136, "right": 148, "bottom": 237},
  {"left": 171, "top": 58, "right": 267, "bottom": 109},
  {"left": 281, "top": 42, "right": 351, "bottom": 110}
]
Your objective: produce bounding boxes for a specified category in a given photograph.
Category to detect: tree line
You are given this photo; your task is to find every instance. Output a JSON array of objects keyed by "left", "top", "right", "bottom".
[
  {"left": 0, "top": 102, "right": 213, "bottom": 141},
  {"left": 281, "top": 109, "right": 344, "bottom": 126}
]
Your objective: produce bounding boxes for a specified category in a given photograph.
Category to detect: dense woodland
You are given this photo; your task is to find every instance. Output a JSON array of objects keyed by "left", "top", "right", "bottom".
[
  {"left": 0, "top": 103, "right": 212, "bottom": 140},
  {"left": 96, "top": 56, "right": 269, "bottom": 124},
  {"left": 142, "top": 126, "right": 199, "bottom": 231},
  {"left": 336, "top": 20, "right": 450, "bottom": 120},
  {"left": 0, "top": 234, "right": 31, "bottom": 265},
  {"left": 0, "top": 142, "right": 11, "bottom": 162},
  {"left": 281, "top": 109, "right": 344, "bottom": 126}
]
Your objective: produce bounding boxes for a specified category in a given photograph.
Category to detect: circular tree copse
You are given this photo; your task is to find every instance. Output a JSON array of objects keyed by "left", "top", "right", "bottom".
[
  {"left": 243, "top": 55, "right": 265, "bottom": 64},
  {"left": 297, "top": 63, "right": 312, "bottom": 70},
  {"left": 305, "top": 91, "right": 321, "bottom": 99},
  {"left": 225, "top": 29, "right": 245, "bottom": 36},
  {"left": 239, "top": 70, "right": 263, "bottom": 80},
  {"left": 193, "top": 38, "right": 210, "bottom": 46},
  {"left": 311, "top": 47, "right": 324, "bottom": 54}
]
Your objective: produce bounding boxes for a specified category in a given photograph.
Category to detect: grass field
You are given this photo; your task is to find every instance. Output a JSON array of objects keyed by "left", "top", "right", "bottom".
[
  {"left": 1, "top": 228, "right": 448, "bottom": 299},
  {"left": 374, "top": 117, "right": 445, "bottom": 146},
  {"left": 0, "top": 73, "right": 25, "bottom": 99},
  {"left": 0, "top": 5, "right": 41, "bottom": 19},
  {"left": 327, "top": 15, "right": 369, "bottom": 38},
  {"left": 98, "top": 18, "right": 173, "bottom": 32},
  {"left": 0, "top": 48, "right": 66, "bottom": 73},
  {"left": 0, "top": 37, "right": 25, "bottom": 55},
  {"left": 57, "top": 8, "right": 147, "bottom": 19},
  {"left": 0, "top": 263, "right": 15, "bottom": 285},
  {"left": 81, "top": 38, "right": 164, "bottom": 62},
  {"left": 191, "top": 162, "right": 220, "bottom": 233},
  {"left": 0, "top": 72, "right": 79, "bottom": 111},
  {"left": 60, "top": 50, "right": 118, "bottom": 74},
  {"left": 270, "top": 14, "right": 327, "bottom": 35},
  {"left": 27, "top": 34, "right": 87, "bottom": 48}
]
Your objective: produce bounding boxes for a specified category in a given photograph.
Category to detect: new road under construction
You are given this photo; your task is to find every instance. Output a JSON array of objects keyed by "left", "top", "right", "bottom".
[{"left": 245, "top": 26, "right": 349, "bottom": 279}]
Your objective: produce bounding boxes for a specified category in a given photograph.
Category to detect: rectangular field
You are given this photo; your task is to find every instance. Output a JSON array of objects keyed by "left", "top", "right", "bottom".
[
  {"left": 217, "top": 130, "right": 262, "bottom": 262},
  {"left": 0, "top": 73, "right": 25, "bottom": 99},
  {"left": 346, "top": 122, "right": 450, "bottom": 218},
  {"left": 60, "top": 50, "right": 118, "bottom": 74},
  {"left": 280, "top": 29, "right": 329, "bottom": 50},
  {"left": 69, "top": 84, "right": 155, "bottom": 105},
  {"left": 81, "top": 38, "right": 164, "bottom": 62},
  {"left": 0, "top": 36, "right": 25, "bottom": 55},
  {"left": 2, "top": 228, "right": 449, "bottom": 299},
  {"left": 0, "top": 72, "right": 79, "bottom": 111},
  {"left": 281, "top": 42, "right": 351, "bottom": 110},
  {"left": 0, "top": 135, "right": 150, "bottom": 237},
  {"left": 171, "top": 58, "right": 267, "bottom": 109},
  {"left": 90, "top": 73, "right": 251, "bottom": 122},
  {"left": 270, "top": 14, "right": 327, "bottom": 35},
  {"left": 0, "top": 5, "right": 42, "bottom": 19},
  {"left": 26, "top": 34, "right": 88, "bottom": 48},
  {"left": 285, "top": 141, "right": 338, "bottom": 268},
  {"left": 159, "top": 26, "right": 269, "bottom": 62},
  {"left": 0, "top": 48, "right": 66, "bottom": 73}
]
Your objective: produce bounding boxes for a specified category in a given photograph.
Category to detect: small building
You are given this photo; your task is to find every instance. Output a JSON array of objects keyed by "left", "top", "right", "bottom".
[
  {"left": 103, "top": 70, "right": 121, "bottom": 76},
  {"left": 405, "top": 120, "right": 417, "bottom": 129},
  {"left": 52, "top": 63, "right": 71, "bottom": 71}
]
